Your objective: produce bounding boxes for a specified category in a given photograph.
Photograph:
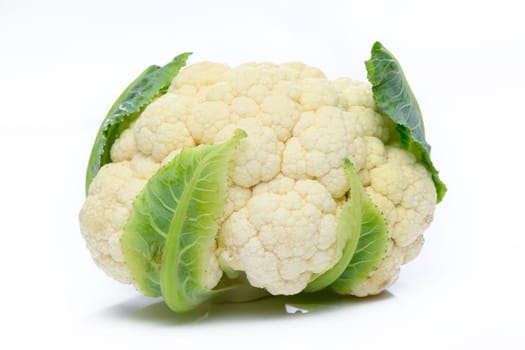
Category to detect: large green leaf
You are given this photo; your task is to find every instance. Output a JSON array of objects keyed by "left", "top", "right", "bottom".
[
  {"left": 85, "top": 52, "right": 191, "bottom": 193},
  {"left": 304, "top": 160, "right": 362, "bottom": 293},
  {"left": 365, "top": 42, "right": 446, "bottom": 202},
  {"left": 331, "top": 182, "right": 389, "bottom": 294},
  {"left": 121, "top": 130, "right": 247, "bottom": 312}
]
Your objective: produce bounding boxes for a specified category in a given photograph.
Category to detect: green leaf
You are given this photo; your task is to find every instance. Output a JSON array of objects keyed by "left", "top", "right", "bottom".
[
  {"left": 120, "top": 130, "right": 247, "bottom": 312},
  {"left": 331, "top": 180, "right": 389, "bottom": 294},
  {"left": 85, "top": 52, "right": 192, "bottom": 194},
  {"left": 365, "top": 42, "right": 446, "bottom": 202},
  {"left": 304, "top": 160, "right": 362, "bottom": 293}
]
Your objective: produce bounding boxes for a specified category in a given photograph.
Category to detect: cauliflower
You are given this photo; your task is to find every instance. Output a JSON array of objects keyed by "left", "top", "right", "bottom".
[{"left": 79, "top": 42, "right": 445, "bottom": 312}]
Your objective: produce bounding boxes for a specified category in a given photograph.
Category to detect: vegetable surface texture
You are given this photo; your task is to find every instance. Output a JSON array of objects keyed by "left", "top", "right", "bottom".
[{"left": 79, "top": 42, "right": 444, "bottom": 311}]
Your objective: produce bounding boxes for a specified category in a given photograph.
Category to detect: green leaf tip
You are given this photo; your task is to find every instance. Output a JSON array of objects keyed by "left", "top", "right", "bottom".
[
  {"left": 343, "top": 158, "right": 353, "bottom": 171},
  {"left": 370, "top": 41, "right": 384, "bottom": 54},
  {"left": 84, "top": 52, "right": 192, "bottom": 194},
  {"left": 365, "top": 42, "right": 446, "bottom": 202},
  {"left": 233, "top": 128, "right": 248, "bottom": 140}
]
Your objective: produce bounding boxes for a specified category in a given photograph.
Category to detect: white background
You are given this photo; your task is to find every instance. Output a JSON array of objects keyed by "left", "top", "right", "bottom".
[{"left": 1, "top": 0, "right": 524, "bottom": 349}]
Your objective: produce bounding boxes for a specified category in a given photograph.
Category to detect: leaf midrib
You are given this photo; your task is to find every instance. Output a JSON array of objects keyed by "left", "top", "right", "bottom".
[{"left": 160, "top": 147, "right": 218, "bottom": 305}]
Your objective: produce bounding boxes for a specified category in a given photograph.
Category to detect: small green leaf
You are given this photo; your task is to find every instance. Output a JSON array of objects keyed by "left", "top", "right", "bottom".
[
  {"left": 331, "top": 182, "right": 389, "bottom": 294},
  {"left": 85, "top": 52, "right": 191, "bottom": 194},
  {"left": 121, "top": 130, "right": 246, "bottom": 312},
  {"left": 365, "top": 42, "right": 446, "bottom": 202},
  {"left": 304, "top": 160, "right": 362, "bottom": 292}
]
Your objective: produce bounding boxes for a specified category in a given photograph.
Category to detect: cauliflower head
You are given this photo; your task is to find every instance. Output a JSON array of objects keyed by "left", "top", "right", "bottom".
[{"left": 80, "top": 43, "right": 443, "bottom": 310}]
